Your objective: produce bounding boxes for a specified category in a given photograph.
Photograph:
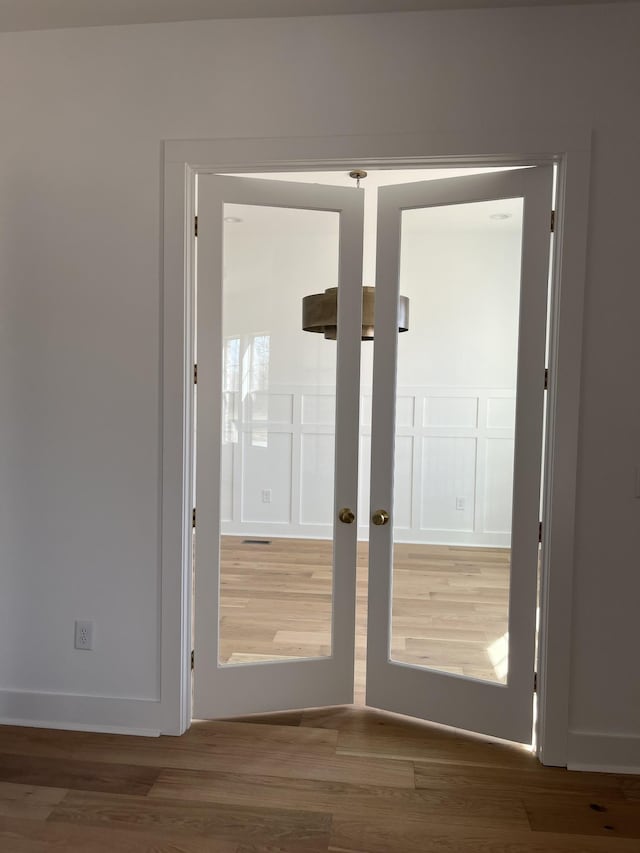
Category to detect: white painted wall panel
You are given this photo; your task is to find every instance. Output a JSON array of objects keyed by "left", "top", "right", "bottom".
[
  {"left": 300, "top": 433, "right": 335, "bottom": 525},
  {"left": 393, "top": 436, "right": 414, "bottom": 530},
  {"left": 421, "top": 436, "right": 477, "bottom": 532},
  {"left": 246, "top": 392, "right": 293, "bottom": 424},
  {"left": 220, "top": 442, "right": 234, "bottom": 522},
  {"left": 397, "top": 226, "right": 522, "bottom": 389},
  {"left": 424, "top": 396, "right": 478, "bottom": 428},
  {"left": 396, "top": 396, "right": 416, "bottom": 428},
  {"left": 484, "top": 438, "right": 515, "bottom": 535},
  {"left": 241, "top": 432, "right": 292, "bottom": 523},
  {"left": 223, "top": 386, "right": 513, "bottom": 545},
  {"left": 302, "top": 394, "right": 336, "bottom": 425},
  {"left": 487, "top": 397, "right": 516, "bottom": 430}
]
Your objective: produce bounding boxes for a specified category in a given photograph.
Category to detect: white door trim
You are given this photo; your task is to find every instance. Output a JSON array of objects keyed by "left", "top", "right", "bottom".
[{"left": 161, "top": 129, "right": 591, "bottom": 765}]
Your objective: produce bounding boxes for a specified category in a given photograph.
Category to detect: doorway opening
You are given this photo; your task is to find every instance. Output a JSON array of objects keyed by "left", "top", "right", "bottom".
[{"left": 192, "top": 163, "right": 556, "bottom": 746}]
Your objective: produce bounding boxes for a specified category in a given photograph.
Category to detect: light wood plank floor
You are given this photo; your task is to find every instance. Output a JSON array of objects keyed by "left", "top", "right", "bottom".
[
  {"left": 1, "top": 706, "right": 638, "bottom": 852},
  {"left": 219, "top": 536, "right": 511, "bottom": 703}
]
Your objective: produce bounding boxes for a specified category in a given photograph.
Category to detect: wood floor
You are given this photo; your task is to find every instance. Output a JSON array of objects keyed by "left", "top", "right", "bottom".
[
  {"left": 220, "top": 536, "right": 511, "bottom": 702},
  {"left": 1, "top": 706, "right": 639, "bottom": 852}
]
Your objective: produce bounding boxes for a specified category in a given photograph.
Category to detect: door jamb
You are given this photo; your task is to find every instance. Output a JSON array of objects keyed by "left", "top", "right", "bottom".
[{"left": 161, "top": 131, "right": 591, "bottom": 766}]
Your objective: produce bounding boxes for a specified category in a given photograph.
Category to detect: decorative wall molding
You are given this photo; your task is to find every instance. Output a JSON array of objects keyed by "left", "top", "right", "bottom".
[{"left": 221, "top": 384, "right": 515, "bottom": 548}]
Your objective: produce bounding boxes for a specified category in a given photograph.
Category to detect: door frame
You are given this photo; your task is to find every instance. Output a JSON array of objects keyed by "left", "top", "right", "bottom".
[{"left": 161, "top": 129, "right": 591, "bottom": 768}]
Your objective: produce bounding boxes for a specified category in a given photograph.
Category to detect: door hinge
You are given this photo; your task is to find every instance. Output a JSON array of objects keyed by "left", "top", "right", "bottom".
[
  {"left": 534, "top": 671, "right": 538, "bottom": 693},
  {"left": 194, "top": 215, "right": 198, "bottom": 238},
  {"left": 550, "top": 210, "right": 555, "bottom": 233},
  {"left": 193, "top": 363, "right": 198, "bottom": 384},
  {"left": 192, "top": 508, "right": 196, "bottom": 529},
  {"left": 538, "top": 521, "right": 543, "bottom": 544},
  {"left": 544, "top": 368, "right": 549, "bottom": 390},
  {"left": 191, "top": 650, "right": 195, "bottom": 671}
]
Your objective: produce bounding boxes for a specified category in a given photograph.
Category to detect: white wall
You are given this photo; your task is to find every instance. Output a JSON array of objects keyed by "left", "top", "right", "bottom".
[{"left": 0, "top": 5, "right": 638, "bottom": 764}]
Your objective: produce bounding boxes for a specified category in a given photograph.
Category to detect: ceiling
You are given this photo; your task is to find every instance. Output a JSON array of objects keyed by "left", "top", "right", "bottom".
[
  {"left": 230, "top": 168, "right": 524, "bottom": 230},
  {"left": 0, "top": 0, "right": 630, "bottom": 33},
  {"left": 225, "top": 194, "right": 523, "bottom": 235},
  {"left": 235, "top": 167, "right": 516, "bottom": 188}
]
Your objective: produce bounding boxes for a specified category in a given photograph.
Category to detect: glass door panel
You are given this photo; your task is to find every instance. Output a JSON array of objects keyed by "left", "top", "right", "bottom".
[
  {"left": 367, "top": 167, "right": 553, "bottom": 744},
  {"left": 389, "top": 198, "right": 523, "bottom": 685},
  {"left": 219, "top": 203, "right": 339, "bottom": 666},
  {"left": 195, "top": 175, "right": 363, "bottom": 718}
]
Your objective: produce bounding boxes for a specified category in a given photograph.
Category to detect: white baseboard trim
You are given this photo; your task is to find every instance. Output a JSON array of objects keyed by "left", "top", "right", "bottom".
[
  {"left": 0, "top": 717, "right": 160, "bottom": 737},
  {"left": 568, "top": 730, "right": 640, "bottom": 775},
  {"left": 222, "top": 523, "right": 511, "bottom": 549},
  {"left": 0, "top": 689, "right": 163, "bottom": 737}
]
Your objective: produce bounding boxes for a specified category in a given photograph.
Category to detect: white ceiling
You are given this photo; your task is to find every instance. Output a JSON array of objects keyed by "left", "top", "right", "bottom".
[
  {"left": 225, "top": 194, "right": 523, "bottom": 234},
  {"left": 0, "top": 0, "right": 629, "bottom": 33},
  {"left": 235, "top": 167, "right": 515, "bottom": 188},
  {"left": 230, "top": 168, "right": 524, "bottom": 229}
]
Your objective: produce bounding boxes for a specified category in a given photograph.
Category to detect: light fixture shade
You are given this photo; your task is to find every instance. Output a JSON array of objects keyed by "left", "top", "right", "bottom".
[{"left": 302, "top": 286, "right": 409, "bottom": 341}]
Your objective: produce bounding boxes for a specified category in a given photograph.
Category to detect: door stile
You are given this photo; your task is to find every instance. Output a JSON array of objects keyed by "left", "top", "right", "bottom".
[{"left": 332, "top": 202, "right": 365, "bottom": 693}]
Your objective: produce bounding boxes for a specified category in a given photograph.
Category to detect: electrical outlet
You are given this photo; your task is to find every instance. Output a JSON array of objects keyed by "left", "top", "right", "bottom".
[
  {"left": 74, "top": 620, "right": 94, "bottom": 650},
  {"left": 455, "top": 497, "right": 466, "bottom": 511},
  {"left": 261, "top": 489, "right": 272, "bottom": 504}
]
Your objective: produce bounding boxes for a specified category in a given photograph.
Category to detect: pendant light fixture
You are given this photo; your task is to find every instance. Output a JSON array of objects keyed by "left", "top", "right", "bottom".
[{"left": 301, "top": 170, "right": 410, "bottom": 341}]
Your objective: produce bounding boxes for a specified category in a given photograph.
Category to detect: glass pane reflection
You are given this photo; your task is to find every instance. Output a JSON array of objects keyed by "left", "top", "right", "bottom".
[
  {"left": 218, "top": 203, "right": 340, "bottom": 666},
  {"left": 390, "top": 197, "right": 524, "bottom": 684}
]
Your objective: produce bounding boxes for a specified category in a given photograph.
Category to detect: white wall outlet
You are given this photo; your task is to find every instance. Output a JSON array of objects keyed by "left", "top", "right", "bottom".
[
  {"left": 74, "top": 620, "right": 94, "bottom": 650},
  {"left": 261, "top": 489, "right": 272, "bottom": 504},
  {"left": 455, "top": 497, "right": 466, "bottom": 511}
]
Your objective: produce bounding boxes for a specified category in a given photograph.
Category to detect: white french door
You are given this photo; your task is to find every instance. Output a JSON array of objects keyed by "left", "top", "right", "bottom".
[
  {"left": 193, "top": 175, "right": 364, "bottom": 718},
  {"left": 366, "top": 167, "right": 553, "bottom": 743},
  {"left": 193, "top": 167, "right": 553, "bottom": 744}
]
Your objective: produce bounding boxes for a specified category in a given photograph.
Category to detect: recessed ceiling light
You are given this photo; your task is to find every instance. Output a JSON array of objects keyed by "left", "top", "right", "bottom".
[
  {"left": 489, "top": 213, "right": 512, "bottom": 220},
  {"left": 224, "top": 216, "right": 243, "bottom": 224}
]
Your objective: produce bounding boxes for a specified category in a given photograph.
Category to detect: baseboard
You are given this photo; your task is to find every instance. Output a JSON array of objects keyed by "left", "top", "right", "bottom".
[
  {"left": 0, "top": 689, "right": 163, "bottom": 737},
  {"left": 222, "top": 523, "right": 511, "bottom": 549},
  {"left": 568, "top": 730, "right": 640, "bottom": 774},
  {"left": 0, "top": 717, "right": 160, "bottom": 737}
]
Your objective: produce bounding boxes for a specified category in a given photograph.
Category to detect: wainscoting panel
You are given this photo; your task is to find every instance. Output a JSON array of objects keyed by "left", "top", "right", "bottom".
[
  {"left": 483, "top": 437, "right": 515, "bottom": 534},
  {"left": 221, "top": 385, "right": 515, "bottom": 546},
  {"left": 247, "top": 391, "right": 294, "bottom": 424},
  {"left": 220, "top": 441, "right": 234, "bottom": 523},
  {"left": 393, "top": 435, "right": 414, "bottom": 530},
  {"left": 240, "top": 431, "right": 293, "bottom": 523},
  {"left": 301, "top": 393, "right": 336, "bottom": 425},
  {"left": 421, "top": 436, "right": 477, "bottom": 532},
  {"left": 486, "top": 396, "right": 516, "bottom": 430},
  {"left": 300, "top": 432, "right": 335, "bottom": 525},
  {"left": 424, "top": 395, "right": 478, "bottom": 428}
]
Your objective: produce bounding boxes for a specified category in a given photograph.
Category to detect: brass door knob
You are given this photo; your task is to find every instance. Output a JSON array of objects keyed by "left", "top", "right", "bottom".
[
  {"left": 371, "top": 509, "right": 390, "bottom": 526},
  {"left": 338, "top": 507, "right": 355, "bottom": 524}
]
